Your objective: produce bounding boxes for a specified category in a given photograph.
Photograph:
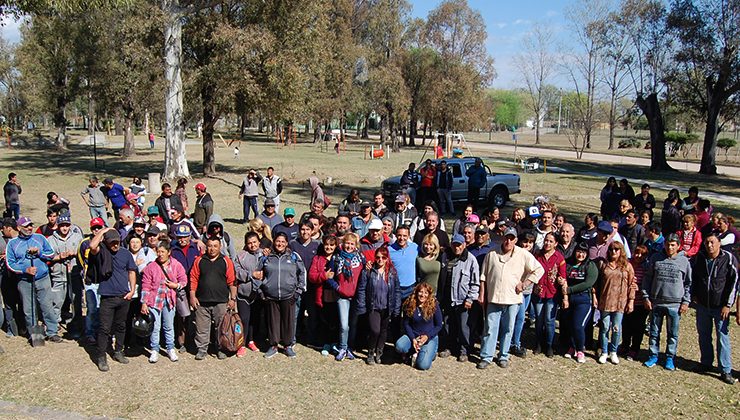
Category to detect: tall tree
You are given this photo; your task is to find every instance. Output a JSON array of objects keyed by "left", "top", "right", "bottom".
[
  {"left": 599, "top": 12, "right": 632, "bottom": 149},
  {"left": 515, "top": 26, "right": 555, "bottom": 144},
  {"left": 616, "top": 0, "right": 673, "bottom": 170},
  {"left": 667, "top": 0, "right": 740, "bottom": 175}
]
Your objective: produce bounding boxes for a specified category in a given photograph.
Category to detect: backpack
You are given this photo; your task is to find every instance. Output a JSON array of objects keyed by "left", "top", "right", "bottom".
[{"left": 218, "top": 309, "right": 244, "bottom": 352}]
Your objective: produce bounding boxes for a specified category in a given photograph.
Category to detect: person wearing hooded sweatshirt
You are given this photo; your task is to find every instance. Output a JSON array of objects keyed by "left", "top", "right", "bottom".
[
  {"left": 308, "top": 174, "right": 327, "bottom": 209},
  {"left": 5, "top": 216, "right": 60, "bottom": 343},
  {"left": 47, "top": 214, "right": 84, "bottom": 335},
  {"left": 192, "top": 183, "right": 214, "bottom": 234},
  {"left": 253, "top": 232, "right": 306, "bottom": 359},
  {"left": 690, "top": 233, "right": 738, "bottom": 385},
  {"left": 233, "top": 232, "right": 264, "bottom": 356},
  {"left": 206, "top": 214, "right": 236, "bottom": 259},
  {"left": 641, "top": 233, "right": 692, "bottom": 371},
  {"left": 436, "top": 234, "right": 480, "bottom": 362}
]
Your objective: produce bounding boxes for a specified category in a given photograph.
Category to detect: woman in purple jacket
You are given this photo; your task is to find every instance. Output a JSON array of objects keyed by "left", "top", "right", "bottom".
[
  {"left": 394, "top": 282, "right": 443, "bottom": 370},
  {"left": 140, "top": 240, "right": 188, "bottom": 363}
]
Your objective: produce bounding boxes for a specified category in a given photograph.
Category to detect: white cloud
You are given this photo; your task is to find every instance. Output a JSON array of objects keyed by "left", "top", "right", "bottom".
[
  {"left": 545, "top": 10, "right": 558, "bottom": 17},
  {"left": 495, "top": 22, "right": 508, "bottom": 29},
  {"left": 512, "top": 19, "right": 532, "bottom": 26}
]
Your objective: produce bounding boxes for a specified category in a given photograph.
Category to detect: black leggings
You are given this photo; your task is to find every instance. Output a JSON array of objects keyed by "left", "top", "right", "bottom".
[
  {"left": 367, "top": 309, "right": 390, "bottom": 354},
  {"left": 237, "top": 298, "right": 262, "bottom": 343},
  {"left": 621, "top": 306, "right": 649, "bottom": 352}
]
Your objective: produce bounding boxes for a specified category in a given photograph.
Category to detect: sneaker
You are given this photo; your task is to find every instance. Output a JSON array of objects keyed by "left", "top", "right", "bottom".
[
  {"left": 375, "top": 353, "right": 383, "bottom": 365},
  {"left": 366, "top": 352, "right": 376, "bottom": 365},
  {"left": 545, "top": 346, "right": 554, "bottom": 358},
  {"left": 720, "top": 373, "right": 738, "bottom": 385},
  {"left": 664, "top": 357, "right": 675, "bottom": 371},
  {"left": 236, "top": 347, "right": 248, "bottom": 358},
  {"left": 644, "top": 355, "right": 659, "bottom": 368},
  {"left": 564, "top": 347, "right": 575, "bottom": 359},
  {"left": 247, "top": 341, "right": 259, "bottom": 352},
  {"left": 335, "top": 349, "right": 347, "bottom": 361},
  {"left": 47, "top": 335, "right": 63, "bottom": 343},
  {"left": 576, "top": 351, "right": 586, "bottom": 364},
  {"left": 533, "top": 344, "right": 541, "bottom": 355},
  {"left": 625, "top": 350, "right": 637, "bottom": 361},
  {"left": 476, "top": 360, "right": 491, "bottom": 370},
  {"left": 438, "top": 349, "right": 451, "bottom": 358},
  {"left": 321, "top": 344, "right": 331, "bottom": 357},
  {"left": 511, "top": 346, "right": 527, "bottom": 358},
  {"left": 97, "top": 357, "right": 109, "bottom": 372},
  {"left": 598, "top": 353, "right": 608, "bottom": 364},
  {"left": 112, "top": 351, "right": 129, "bottom": 364},
  {"left": 497, "top": 359, "right": 509, "bottom": 369},
  {"left": 609, "top": 352, "right": 620, "bottom": 365},
  {"left": 195, "top": 351, "right": 207, "bottom": 361},
  {"left": 149, "top": 351, "right": 159, "bottom": 363},
  {"left": 284, "top": 346, "right": 297, "bottom": 358},
  {"left": 264, "top": 346, "right": 279, "bottom": 359},
  {"left": 457, "top": 354, "right": 468, "bottom": 363},
  {"left": 216, "top": 351, "right": 226, "bottom": 360},
  {"left": 178, "top": 345, "right": 187, "bottom": 354},
  {"left": 167, "top": 349, "right": 179, "bottom": 362},
  {"left": 346, "top": 349, "right": 356, "bottom": 360}
]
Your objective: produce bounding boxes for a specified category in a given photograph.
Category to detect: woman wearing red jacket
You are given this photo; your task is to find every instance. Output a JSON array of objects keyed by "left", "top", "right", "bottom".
[
  {"left": 533, "top": 232, "right": 567, "bottom": 357},
  {"left": 678, "top": 214, "right": 702, "bottom": 257}
]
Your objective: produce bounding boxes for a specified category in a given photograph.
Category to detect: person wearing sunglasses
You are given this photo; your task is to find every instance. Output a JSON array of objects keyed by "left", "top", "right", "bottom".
[{"left": 595, "top": 241, "right": 635, "bottom": 365}]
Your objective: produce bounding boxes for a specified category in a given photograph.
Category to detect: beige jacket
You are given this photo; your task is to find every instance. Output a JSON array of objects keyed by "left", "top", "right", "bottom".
[{"left": 480, "top": 246, "right": 544, "bottom": 305}]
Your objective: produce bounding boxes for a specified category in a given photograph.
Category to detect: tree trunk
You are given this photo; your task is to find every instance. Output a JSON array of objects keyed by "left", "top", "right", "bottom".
[
  {"left": 162, "top": 0, "right": 190, "bottom": 180},
  {"left": 114, "top": 111, "right": 124, "bottom": 136},
  {"left": 144, "top": 109, "right": 150, "bottom": 136},
  {"left": 534, "top": 110, "right": 541, "bottom": 145},
  {"left": 699, "top": 98, "right": 722, "bottom": 175},
  {"left": 408, "top": 118, "right": 416, "bottom": 146},
  {"left": 362, "top": 114, "right": 369, "bottom": 139},
  {"left": 379, "top": 115, "right": 387, "bottom": 148},
  {"left": 122, "top": 106, "right": 136, "bottom": 158},
  {"left": 608, "top": 95, "right": 616, "bottom": 150},
  {"left": 422, "top": 120, "right": 428, "bottom": 146},
  {"left": 87, "top": 94, "right": 95, "bottom": 135},
  {"left": 636, "top": 93, "right": 672, "bottom": 171},
  {"left": 201, "top": 83, "right": 217, "bottom": 176}
]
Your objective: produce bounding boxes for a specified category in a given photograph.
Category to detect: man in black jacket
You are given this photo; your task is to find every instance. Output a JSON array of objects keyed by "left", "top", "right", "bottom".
[
  {"left": 435, "top": 160, "right": 454, "bottom": 216},
  {"left": 155, "top": 183, "right": 183, "bottom": 225},
  {"left": 690, "top": 233, "right": 738, "bottom": 384}
]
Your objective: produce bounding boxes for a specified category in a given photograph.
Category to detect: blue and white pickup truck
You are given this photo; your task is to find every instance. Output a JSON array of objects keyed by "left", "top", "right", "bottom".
[{"left": 381, "top": 157, "right": 521, "bottom": 208}]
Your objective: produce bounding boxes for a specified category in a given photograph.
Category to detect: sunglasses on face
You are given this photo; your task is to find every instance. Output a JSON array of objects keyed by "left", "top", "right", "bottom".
[{"left": 375, "top": 256, "right": 388, "bottom": 261}]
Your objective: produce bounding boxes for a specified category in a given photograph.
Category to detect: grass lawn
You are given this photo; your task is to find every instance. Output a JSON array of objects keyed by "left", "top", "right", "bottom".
[{"left": 0, "top": 132, "right": 738, "bottom": 418}]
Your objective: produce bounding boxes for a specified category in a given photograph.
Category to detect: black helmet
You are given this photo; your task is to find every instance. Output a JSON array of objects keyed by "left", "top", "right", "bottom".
[{"left": 131, "top": 313, "right": 154, "bottom": 338}]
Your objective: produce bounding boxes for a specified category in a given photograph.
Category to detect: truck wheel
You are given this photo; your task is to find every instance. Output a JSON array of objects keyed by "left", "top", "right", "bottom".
[{"left": 489, "top": 187, "right": 508, "bottom": 208}]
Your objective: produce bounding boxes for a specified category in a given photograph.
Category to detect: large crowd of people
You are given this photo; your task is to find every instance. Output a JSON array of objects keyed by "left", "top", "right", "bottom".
[{"left": 1, "top": 166, "right": 738, "bottom": 385}]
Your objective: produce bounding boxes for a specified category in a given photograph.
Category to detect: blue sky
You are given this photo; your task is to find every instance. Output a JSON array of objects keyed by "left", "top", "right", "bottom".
[{"left": 410, "top": 0, "right": 573, "bottom": 88}]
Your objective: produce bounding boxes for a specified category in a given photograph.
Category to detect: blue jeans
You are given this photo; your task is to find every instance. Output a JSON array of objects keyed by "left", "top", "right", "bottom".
[
  {"left": 569, "top": 292, "right": 593, "bottom": 352},
  {"left": 89, "top": 206, "right": 107, "bottom": 225},
  {"left": 480, "top": 303, "right": 518, "bottom": 362},
  {"left": 6, "top": 203, "right": 19, "bottom": 220},
  {"left": 337, "top": 298, "right": 358, "bottom": 350},
  {"left": 695, "top": 304, "right": 732, "bottom": 374},
  {"left": 150, "top": 301, "right": 176, "bottom": 352},
  {"left": 436, "top": 189, "right": 453, "bottom": 215},
  {"left": 292, "top": 293, "right": 302, "bottom": 345},
  {"left": 648, "top": 304, "right": 680, "bottom": 358},
  {"left": 84, "top": 283, "right": 100, "bottom": 338},
  {"left": 17, "top": 275, "right": 58, "bottom": 337},
  {"left": 599, "top": 310, "right": 624, "bottom": 354},
  {"left": 511, "top": 293, "right": 531, "bottom": 349},
  {"left": 399, "top": 284, "right": 416, "bottom": 301},
  {"left": 242, "top": 196, "right": 258, "bottom": 222},
  {"left": 395, "top": 334, "right": 438, "bottom": 370},
  {"left": 532, "top": 295, "right": 558, "bottom": 347}
]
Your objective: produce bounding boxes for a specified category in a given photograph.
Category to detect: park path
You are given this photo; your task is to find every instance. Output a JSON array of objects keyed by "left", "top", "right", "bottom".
[{"left": 466, "top": 141, "right": 740, "bottom": 178}]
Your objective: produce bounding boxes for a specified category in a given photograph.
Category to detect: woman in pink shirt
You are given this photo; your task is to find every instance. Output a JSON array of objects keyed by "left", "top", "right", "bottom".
[
  {"left": 140, "top": 240, "right": 188, "bottom": 363},
  {"left": 533, "top": 232, "right": 567, "bottom": 357}
]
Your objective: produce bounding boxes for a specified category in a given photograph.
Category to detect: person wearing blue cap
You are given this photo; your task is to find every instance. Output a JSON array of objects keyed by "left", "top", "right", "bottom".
[
  {"left": 273, "top": 208, "right": 299, "bottom": 242},
  {"left": 587, "top": 221, "right": 615, "bottom": 262}
]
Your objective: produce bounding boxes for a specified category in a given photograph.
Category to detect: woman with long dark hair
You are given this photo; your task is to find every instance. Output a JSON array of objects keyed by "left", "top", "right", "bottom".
[
  {"left": 561, "top": 242, "right": 598, "bottom": 363},
  {"left": 394, "top": 282, "right": 443, "bottom": 370},
  {"left": 356, "top": 247, "right": 401, "bottom": 365}
]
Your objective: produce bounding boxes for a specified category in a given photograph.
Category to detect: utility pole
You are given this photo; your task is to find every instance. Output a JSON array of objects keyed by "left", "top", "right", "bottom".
[{"left": 557, "top": 90, "right": 562, "bottom": 134}]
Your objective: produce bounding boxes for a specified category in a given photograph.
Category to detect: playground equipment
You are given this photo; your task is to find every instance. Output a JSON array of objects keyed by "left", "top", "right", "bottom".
[{"left": 365, "top": 144, "right": 391, "bottom": 160}]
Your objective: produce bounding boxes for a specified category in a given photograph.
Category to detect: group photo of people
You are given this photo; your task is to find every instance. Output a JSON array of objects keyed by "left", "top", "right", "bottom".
[{"left": 1, "top": 167, "right": 738, "bottom": 386}]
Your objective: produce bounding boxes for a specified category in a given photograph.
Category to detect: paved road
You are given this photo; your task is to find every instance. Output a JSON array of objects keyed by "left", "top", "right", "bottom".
[{"left": 467, "top": 141, "right": 740, "bottom": 178}]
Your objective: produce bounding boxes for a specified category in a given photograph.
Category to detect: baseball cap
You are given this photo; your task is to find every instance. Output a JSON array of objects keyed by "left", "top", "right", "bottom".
[
  {"left": 466, "top": 214, "right": 480, "bottom": 224},
  {"left": 504, "top": 227, "right": 518, "bottom": 238},
  {"left": 395, "top": 194, "right": 406, "bottom": 203},
  {"left": 17, "top": 216, "right": 32, "bottom": 227},
  {"left": 528, "top": 206, "right": 541, "bottom": 218},
  {"left": 1, "top": 217, "right": 17, "bottom": 228},
  {"left": 264, "top": 198, "right": 276, "bottom": 207},
  {"left": 146, "top": 226, "right": 160, "bottom": 236},
  {"left": 103, "top": 177, "right": 113, "bottom": 184},
  {"left": 576, "top": 241, "right": 589, "bottom": 251},
  {"left": 147, "top": 206, "right": 159, "bottom": 216},
  {"left": 475, "top": 225, "right": 489, "bottom": 234},
  {"left": 172, "top": 203, "right": 184, "bottom": 213},
  {"left": 174, "top": 224, "right": 192, "bottom": 237},
  {"left": 451, "top": 233, "right": 465, "bottom": 244},
  {"left": 496, "top": 219, "right": 508, "bottom": 226},
  {"left": 665, "top": 233, "right": 680, "bottom": 243},
  {"left": 125, "top": 193, "right": 138, "bottom": 202},
  {"left": 284, "top": 207, "right": 296, "bottom": 217},
  {"left": 57, "top": 214, "right": 71, "bottom": 225},
  {"left": 195, "top": 183, "right": 206, "bottom": 191},
  {"left": 133, "top": 217, "right": 146, "bottom": 226},
  {"left": 90, "top": 218, "right": 105, "bottom": 228},
  {"left": 368, "top": 218, "right": 383, "bottom": 231},
  {"left": 360, "top": 201, "right": 372, "bottom": 208},
  {"left": 103, "top": 229, "right": 121, "bottom": 242},
  {"left": 597, "top": 221, "right": 614, "bottom": 234}
]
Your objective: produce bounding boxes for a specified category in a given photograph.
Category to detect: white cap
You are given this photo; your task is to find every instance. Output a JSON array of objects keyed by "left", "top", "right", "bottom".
[{"left": 368, "top": 218, "right": 383, "bottom": 230}]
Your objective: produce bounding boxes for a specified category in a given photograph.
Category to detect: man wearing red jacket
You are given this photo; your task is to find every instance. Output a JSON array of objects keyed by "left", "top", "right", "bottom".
[
  {"left": 190, "top": 236, "right": 236, "bottom": 361},
  {"left": 360, "top": 219, "right": 389, "bottom": 262}
]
